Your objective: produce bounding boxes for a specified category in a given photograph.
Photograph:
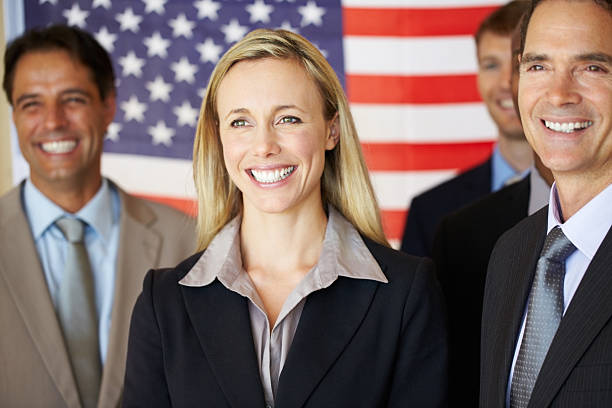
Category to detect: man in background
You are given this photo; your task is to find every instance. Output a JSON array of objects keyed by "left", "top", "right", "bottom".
[
  {"left": 0, "top": 25, "right": 195, "bottom": 407},
  {"left": 401, "top": 0, "right": 532, "bottom": 257}
]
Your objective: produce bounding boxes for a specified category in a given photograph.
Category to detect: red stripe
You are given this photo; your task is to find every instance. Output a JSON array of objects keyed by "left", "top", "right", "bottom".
[
  {"left": 347, "top": 74, "right": 480, "bottom": 104},
  {"left": 343, "top": 6, "right": 499, "bottom": 37},
  {"left": 381, "top": 209, "right": 407, "bottom": 242},
  {"left": 361, "top": 141, "right": 494, "bottom": 171},
  {"left": 136, "top": 194, "right": 198, "bottom": 217}
]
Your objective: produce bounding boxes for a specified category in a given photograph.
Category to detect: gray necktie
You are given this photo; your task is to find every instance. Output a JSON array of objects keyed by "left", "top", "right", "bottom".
[
  {"left": 55, "top": 217, "right": 101, "bottom": 408},
  {"left": 510, "top": 226, "right": 577, "bottom": 408}
]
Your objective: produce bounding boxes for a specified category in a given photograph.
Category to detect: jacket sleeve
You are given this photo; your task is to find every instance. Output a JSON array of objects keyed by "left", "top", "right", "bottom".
[{"left": 123, "top": 269, "right": 172, "bottom": 407}]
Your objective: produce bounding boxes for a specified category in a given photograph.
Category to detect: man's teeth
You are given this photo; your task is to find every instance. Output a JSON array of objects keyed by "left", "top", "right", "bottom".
[
  {"left": 544, "top": 120, "right": 592, "bottom": 133},
  {"left": 41, "top": 140, "right": 77, "bottom": 153},
  {"left": 251, "top": 166, "right": 295, "bottom": 184}
]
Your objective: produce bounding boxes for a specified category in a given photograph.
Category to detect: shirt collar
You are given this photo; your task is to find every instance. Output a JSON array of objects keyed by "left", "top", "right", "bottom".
[
  {"left": 179, "top": 206, "right": 388, "bottom": 288},
  {"left": 547, "top": 182, "right": 612, "bottom": 260},
  {"left": 23, "top": 178, "right": 119, "bottom": 244},
  {"left": 527, "top": 165, "right": 552, "bottom": 216},
  {"left": 491, "top": 145, "right": 525, "bottom": 192}
]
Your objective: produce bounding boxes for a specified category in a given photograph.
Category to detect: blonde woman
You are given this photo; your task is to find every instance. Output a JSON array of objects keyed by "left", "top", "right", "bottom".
[{"left": 124, "top": 29, "right": 447, "bottom": 407}]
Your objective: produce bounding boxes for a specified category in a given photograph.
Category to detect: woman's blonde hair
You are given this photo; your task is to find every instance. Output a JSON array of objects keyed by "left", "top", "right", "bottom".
[{"left": 193, "top": 28, "right": 388, "bottom": 250}]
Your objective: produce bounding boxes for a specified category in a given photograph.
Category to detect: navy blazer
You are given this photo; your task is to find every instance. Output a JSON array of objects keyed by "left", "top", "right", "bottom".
[
  {"left": 481, "top": 208, "right": 612, "bottom": 407},
  {"left": 401, "top": 159, "right": 492, "bottom": 257},
  {"left": 123, "top": 237, "right": 448, "bottom": 407}
]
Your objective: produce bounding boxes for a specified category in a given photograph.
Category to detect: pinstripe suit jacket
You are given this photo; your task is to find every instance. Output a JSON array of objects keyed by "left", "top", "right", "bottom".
[{"left": 480, "top": 207, "right": 612, "bottom": 407}]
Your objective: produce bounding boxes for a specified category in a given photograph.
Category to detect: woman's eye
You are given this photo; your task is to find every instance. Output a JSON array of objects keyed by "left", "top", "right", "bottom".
[
  {"left": 231, "top": 119, "right": 247, "bottom": 127},
  {"left": 279, "top": 116, "right": 301, "bottom": 124}
]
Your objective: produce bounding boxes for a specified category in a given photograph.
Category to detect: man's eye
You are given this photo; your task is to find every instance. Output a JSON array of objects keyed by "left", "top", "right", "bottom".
[
  {"left": 586, "top": 65, "right": 605, "bottom": 73},
  {"left": 527, "top": 64, "right": 544, "bottom": 71},
  {"left": 64, "top": 97, "right": 87, "bottom": 105},
  {"left": 279, "top": 116, "right": 301, "bottom": 124},
  {"left": 231, "top": 119, "right": 247, "bottom": 127}
]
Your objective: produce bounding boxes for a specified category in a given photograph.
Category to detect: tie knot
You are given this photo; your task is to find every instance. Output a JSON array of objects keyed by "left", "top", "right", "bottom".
[
  {"left": 541, "top": 226, "right": 577, "bottom": 263},
  {"left": 56, "top": 217, "right": 86, "bottom": 243}
]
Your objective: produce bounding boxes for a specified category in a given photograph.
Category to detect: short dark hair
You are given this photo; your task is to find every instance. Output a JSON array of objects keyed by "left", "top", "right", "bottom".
[
  {"left": 3, "top": 24, "right": 115, "bottom": 105},
  {"left": 519, "top": 0, "right": 612, "bottom": 56},
  {"left": 475, "top": 1, "right": 530, "bottom": 46}
]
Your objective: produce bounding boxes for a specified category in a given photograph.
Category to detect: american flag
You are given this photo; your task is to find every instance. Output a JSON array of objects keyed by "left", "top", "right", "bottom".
[{"left": 11, "top": 0, "right": 506, "bottom": 247}]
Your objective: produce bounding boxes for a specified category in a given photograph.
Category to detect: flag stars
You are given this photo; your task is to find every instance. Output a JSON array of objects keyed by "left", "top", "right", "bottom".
[
  {"left": 149, "top": 121, "right": 175, "bottom": 146},
  {"left": 221, "top": 19, "right": 248, "bottom": 43},
  {"left": 106, "top": 123, "right": 122, "bottom": 142},
  {"left": 116, "top": 7, "right": 143, "bottom": 33},
  {"left": 197, "top": 38, "right": 223, "bottom": 64},
  {"left": 121, "top": 95, "right": 147, "bottom": 122},
  {"left": 118, "top": 51, "right": 146, "bottom": 77},
  {"left": 142, "top": 0, "right": 167, "bottom": 14},
  {"left": 174, "top": 101, "right": 199, "bottom": 127},
  {"left": 63, "top": 4, "right": 89, "bottom": 28},
  {"left": 298, "top": 1, "right": 325, "bottom": 27},
  {"left": 279, "top": 20, "right": 298, "bottom": 33},
  {"left": 246, "top": 0, "right": 274, "bottom": 24},
  {"left": 171, "top": 57, "right": 198, "bottom": 83},
  {"left": 95, "top": 27, "right": 117, "bottom": 52},
  {"left": 194, "top": 0, "right": 221, "bottom": 20},
  {"left": 92, "top": 0, "right": 111, "bottom": 9},
  {"left": 144, "top": 32, "right": 171, "bottom": 58},
  {"left": 146, "top": 76, "right": 173, "bottom": 102},
  {"left": 169, "top": 13, "right": 195, "bottom": 38},
  {"left": 40, "top": 0, "right": 58, "bottom": 5}
]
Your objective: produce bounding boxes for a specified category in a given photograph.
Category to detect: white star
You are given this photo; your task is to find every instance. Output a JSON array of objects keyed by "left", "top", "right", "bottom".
[
  {"left": 106, "top": 122, "right": 122, "bottom": 141},
  {"left": 144, "top": 31, "right": 171, "bottom": 58},
  {"left": 40, "top": 0, "right": 58, "bottom": 5},
  {"left": 221, "top": 19, "right": 248, "bottom": 43},
  {"left": 95, "top": 26, "right": 117, "bottom": 52},
  {"left": 196, "top": 38, "right": 223, "bottom": 64},
  {"left": 278, "top": 20, "right": 299, "bottom": 33},
  {"left": 246, "top": 0, "right": 274, "bottom": 24},
  {"left": 194, "top": 0, "right": 221, "bottom": 20},
  {"left": 121, "top": 95, "right": 147, "bottom": 122},
  {"left": 313, "top": 42, "right": 328, "bottom": 58},
  {"left": 118, "top": 51, "right": 145, "bottom": 77},
  {"left": 171, "top": 57, "right": 198, "bottom": 84},
  {"left": 174, "top": 101, "right": 199, "bottom": 127},
  {"left": 92, "top": 0, "right": 111, "bottom": 9},
  {"left": 168, "top": 13, "right": 195, "bottom": 38},
  {"left": 298, "top": 1, "right": 325, "bottom": 27},
  {"left": 149, "top": 120, "right": 175, "bottom": 146},
  {"left": 198, "top": 88, "right": 207, "bottom": 99},
  {"left": 146, "top": 76, "right": 173, "bottom": 102},
  {"left": 63, "top": 4, "right": 89, "bottom": 28},
  {"left": 116, "top": 7, "right": 143, "bottom": 33},
  {"left": 142, "top": 0, "right": 167, "bottom": 14}
]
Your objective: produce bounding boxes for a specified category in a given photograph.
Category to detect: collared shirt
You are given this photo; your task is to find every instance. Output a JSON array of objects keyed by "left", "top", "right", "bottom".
[
  {"left": 491, "top": 145, "right": 527, "bottom": 192},
  {"left": 180, "top": 207, "right": 388, "bottom": 408},
  {"left": 23, "top": 178, "right": 121, "bottom": 363},
  {"left": 506, "top": 182, "right": 612, "bottom": 406},
  {"left": 527, "top": 166, "right": 552, "bottom": 216}
]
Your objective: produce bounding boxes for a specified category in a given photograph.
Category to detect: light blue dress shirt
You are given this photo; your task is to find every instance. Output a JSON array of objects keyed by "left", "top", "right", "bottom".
[
  {"left": 23, "top": 178, "right": 121, "bottom": 364},
  {"left": 491, "top": 146, "right": 527, "bottom": 192}
]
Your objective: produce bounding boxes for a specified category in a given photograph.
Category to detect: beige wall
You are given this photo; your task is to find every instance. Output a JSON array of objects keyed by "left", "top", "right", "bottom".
[{"left": 0, "top": 1, "right": 13, "bottom": 196}]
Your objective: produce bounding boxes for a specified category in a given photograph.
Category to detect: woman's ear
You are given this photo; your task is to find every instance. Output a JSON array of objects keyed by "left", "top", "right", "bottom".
[{"left": 326, "top": 113, "right": 340, "bottom": 150}]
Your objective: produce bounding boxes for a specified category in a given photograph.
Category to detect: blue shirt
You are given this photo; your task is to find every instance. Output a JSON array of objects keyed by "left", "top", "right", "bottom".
[
  {"left": 491, "top": 146, "right": 527, "bottom": 192},
  {"left": 23, "top": 178, "right": 121, "bottom": 364}
]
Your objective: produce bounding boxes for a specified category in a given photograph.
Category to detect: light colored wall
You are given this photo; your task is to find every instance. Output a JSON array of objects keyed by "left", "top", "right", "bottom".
[{"left": 0, "top": 1, "right": 13, "bottom": 196}]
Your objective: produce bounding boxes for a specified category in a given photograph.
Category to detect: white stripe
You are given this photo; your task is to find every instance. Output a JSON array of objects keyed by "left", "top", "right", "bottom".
[
  {"left": 344, "top": 36, "right": 477, "bottom": 75},
  {"left": 371, "top": 170, "right": 458, "bottom": 209},
  {"left": 101, "top": 154, "right": 196, "bottom": 198},
  {"left": 351, "top": 103, "right": 497, "bottom": 143},
  {"left": 342, "top": 0, "right": 506, "bottom": 7}
]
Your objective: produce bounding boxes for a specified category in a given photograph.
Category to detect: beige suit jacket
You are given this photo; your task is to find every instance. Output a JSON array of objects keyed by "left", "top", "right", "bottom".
[{"left": 0, "top": 181, "right": 196, "bottom": 407}]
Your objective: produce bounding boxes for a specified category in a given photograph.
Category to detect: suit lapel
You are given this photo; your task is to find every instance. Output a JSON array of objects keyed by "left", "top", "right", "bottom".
[
  {"left": 182, "top": 280, "right": 266, "bottom": 407},
  {"left": 529, "top": 226, "right": 612, "bottom": 407},
  {"left": 0, "top": 186, "right": 81, "bottom": 407},
  {"left": 99, "top": 190, "right": 161, "bottom": 408},
  {"left": 275, "top": 276, "right": 379, "bottom": 408}
]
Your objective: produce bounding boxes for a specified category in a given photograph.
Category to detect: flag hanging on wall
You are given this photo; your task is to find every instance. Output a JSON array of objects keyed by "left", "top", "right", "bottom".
[{"left": 16, "top": 0, "right": 505, "bottom": 247}]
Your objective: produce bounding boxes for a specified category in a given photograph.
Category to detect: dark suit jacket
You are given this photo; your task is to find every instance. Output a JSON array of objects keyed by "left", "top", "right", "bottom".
[
  {"left": 0, "top": 181, "right": 196, "bottom": 408},
  {"left": 123, "top": 238, "right": 449, "bottom": 407},
  {"left": 432, "top": 176, "right": 530, "bottom": 407},
  {"left": 481, "top": 208, "right": 612, "bottom": 407},
  {"left": 401, "top": 159, "right": 491, "bottom": 257}
]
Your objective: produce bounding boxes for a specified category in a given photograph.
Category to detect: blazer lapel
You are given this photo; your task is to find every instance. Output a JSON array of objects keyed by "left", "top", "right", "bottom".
[
  {"left": 99, "top": 190, "right": 161, "bottom": 408},
  {"left": 275, "top": 276, "right": 379, "bottom": 408},
  {"left": 182, "top": 280, "right": 266, "bottom": 407},
  {"left": 0, "top": 186, "right": 81, "bottom": 407},
  {"left": 529, "top": 226, "right": 612, "bottom": 407}
]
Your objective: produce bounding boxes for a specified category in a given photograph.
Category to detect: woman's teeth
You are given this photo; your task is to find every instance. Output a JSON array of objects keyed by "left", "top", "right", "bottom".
[{"left": 251, "top": 166, "right": 295, "bottom": 183}]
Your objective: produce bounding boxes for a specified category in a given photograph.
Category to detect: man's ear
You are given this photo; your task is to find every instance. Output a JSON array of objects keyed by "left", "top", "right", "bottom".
[
  {"left": 326, "top": 113, "right": 339, "bottom": 150},
  {"left": 102, "top": 90, "right": 117, "bottom": 128}
]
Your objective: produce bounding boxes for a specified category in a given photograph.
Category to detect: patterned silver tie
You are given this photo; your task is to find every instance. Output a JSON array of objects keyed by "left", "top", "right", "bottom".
[
  {"left": 55, "top": 217, "right": 101, "bottom": 408},
  {"left": 510, "top": 226, "right": 577, "bottom": 408}
]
